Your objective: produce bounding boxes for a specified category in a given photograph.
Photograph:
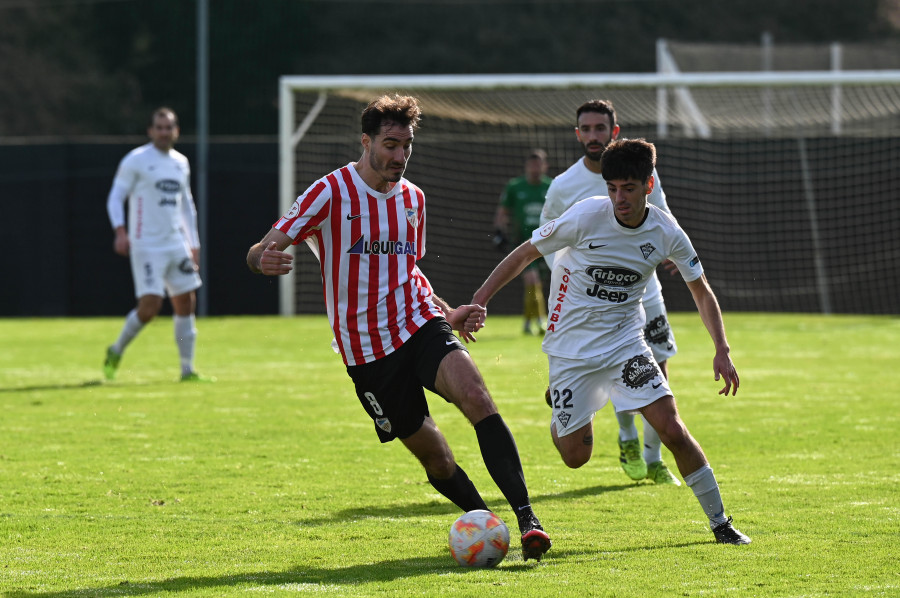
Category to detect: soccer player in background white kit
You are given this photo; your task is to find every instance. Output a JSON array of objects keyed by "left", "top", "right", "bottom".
[
  {"left": 472, "top": 138, "right": 750, "bottom": 545},
  {"left": 541, "top": 99, "right": 680, "bottom": 485},
  {"left": 103, "top": 107, "right": 209, "bottom": 382}
]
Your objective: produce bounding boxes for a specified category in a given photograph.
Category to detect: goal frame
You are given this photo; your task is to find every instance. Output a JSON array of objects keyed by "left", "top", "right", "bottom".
[{"left": 278, "top": 70, "right": 900, "bottom": 316}]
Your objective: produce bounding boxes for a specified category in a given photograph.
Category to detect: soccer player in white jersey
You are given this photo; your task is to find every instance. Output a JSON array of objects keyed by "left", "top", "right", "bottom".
[
  {"left": 103, "top": 107, "right": 210, "bottom": 382},
  {"left": 541, "top": 99, "right": 679, "bottom": 485},
  {"left": 471, "top": 139, "right": 750, "bottom": 544},
  {"left": 246, "top": 95, "right": 552, "bottom": 561}
]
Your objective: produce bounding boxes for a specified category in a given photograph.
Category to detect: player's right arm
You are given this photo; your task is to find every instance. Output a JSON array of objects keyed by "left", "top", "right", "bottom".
[
  {"left": 106, "top": 155, "right": 137, "bottom": 256},
  {"left": 472, "top": 240, "right": 542, "bottom": 310},
  {"left": 247, "top": 228, "right": 294, "bottom": 275}
]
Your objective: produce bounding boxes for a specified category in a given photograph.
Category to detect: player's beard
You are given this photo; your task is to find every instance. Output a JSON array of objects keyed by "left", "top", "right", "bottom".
[
  {"left": 369, "top": 152, "right": 405, "bottom": 184},
  {"left": 582, "top": 140, "right": 606, "bottom": 162}
]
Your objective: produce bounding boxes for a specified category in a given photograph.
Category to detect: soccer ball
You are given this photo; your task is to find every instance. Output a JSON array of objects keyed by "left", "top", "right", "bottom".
[{"left": 448, "top": 509, "right": 510, "bottom": 568}]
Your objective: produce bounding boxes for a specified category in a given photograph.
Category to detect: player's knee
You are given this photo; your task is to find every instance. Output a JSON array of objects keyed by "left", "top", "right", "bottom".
[
  {"left": 556, "top": 441, "right": 591, "bottom": 469},
  {"left": 423, "top": 452, "right": 457, "bottom": 479},
  {"left": 657, "top": 417, "right": 690, "bottom": 450},
  {"left": 455, "top": 386, "right": 497, "bottom": 422},
  {"left": 559, "top": 448, "right": 590, "bottom": 469}
]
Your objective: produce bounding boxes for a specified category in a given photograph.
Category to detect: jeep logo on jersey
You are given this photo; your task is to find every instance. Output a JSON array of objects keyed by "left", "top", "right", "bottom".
[
  {"left": 621, "top": 355, "right": 660, "bottom": 389},
  {"left": 585, "top": 266, "right": 641, "bottom": 289},
  {"left": 347, "top": 235, "right": 416, "bottom": 256},
  {"left": 155, "top": 179, "right": 181, "bottom": 193},
  {"left": 159, "top": 198, "right": 177, "bottom": 207}
]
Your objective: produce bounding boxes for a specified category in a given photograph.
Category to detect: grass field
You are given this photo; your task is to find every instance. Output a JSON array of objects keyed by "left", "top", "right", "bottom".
[{"left": 1, "top": 313, "right": 897, "bottom": 597}]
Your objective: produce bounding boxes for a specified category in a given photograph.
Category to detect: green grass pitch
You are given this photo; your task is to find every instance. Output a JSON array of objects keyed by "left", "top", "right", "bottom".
[{"left": 0, "top": 313, "right": 897, "bottom": 597}]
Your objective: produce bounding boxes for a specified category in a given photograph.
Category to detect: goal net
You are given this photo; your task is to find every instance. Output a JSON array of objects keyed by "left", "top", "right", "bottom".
[{"left": 279, "top": 72, "right": 900, "bottom": 316}]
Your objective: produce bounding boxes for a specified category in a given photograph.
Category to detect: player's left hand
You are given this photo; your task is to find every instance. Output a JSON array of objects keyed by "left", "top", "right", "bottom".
[{"left": 713, "top": 351, "right": 739, "bottom": 396}]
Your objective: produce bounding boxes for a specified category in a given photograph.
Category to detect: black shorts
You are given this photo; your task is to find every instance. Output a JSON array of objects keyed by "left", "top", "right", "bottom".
[{"left": 345, "top": 317, "right": 467, "bottom": 443}]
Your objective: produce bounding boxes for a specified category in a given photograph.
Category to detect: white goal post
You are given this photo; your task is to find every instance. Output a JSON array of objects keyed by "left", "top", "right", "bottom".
[{"left": 278, "top": 70, "right": 900, "bottom": 316}]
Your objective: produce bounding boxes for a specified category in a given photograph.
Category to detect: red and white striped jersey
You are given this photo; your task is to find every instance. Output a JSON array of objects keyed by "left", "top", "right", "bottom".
[{"left": 274, "top": 163, "right": 444, "bottom": 366}]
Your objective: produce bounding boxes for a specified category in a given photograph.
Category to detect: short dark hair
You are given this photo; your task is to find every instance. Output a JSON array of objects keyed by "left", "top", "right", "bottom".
[
  {"left": 526, "top": 148, "right": 547, "bottom": 161},
  {"left": 360, "top": 94, "right": 422, "bottom": 137},
  {"left": 151, "top": 107, "right": 178, "bottom": 127},
  {"left": 599, "top": 138, "right": 656, "bottom": 183},
  {"left": 576, "top": 99, "right": 616, "bottom": 130}
]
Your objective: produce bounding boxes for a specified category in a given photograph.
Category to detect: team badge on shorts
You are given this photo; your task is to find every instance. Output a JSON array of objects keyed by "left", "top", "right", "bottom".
[
  {"left": 622, "top": 355, "right": 660, "bottom": 389},
  {"left": 556, "top": 411, "right": 572, "bottom": 428},
  {"left": 644, "top": 315, "right": 671, "bottom": 346},
  {"left": 376, "top": 417, "right": 392, "bottom": 433},
  {"left": 178, "top": 257, "right": 196, "bottom": 274}
]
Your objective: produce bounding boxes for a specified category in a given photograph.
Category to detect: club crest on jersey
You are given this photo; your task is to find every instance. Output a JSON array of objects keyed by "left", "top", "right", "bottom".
[
  {"left": 347, "top": 235, "right": 416, "bottom": 256},
  {"left": 285, "top": 201, "right": 300, "bottom": 220},
  {"left": 640, "top": 242, "right": 656, "bottom": 259},
  {"left": 405, "top": 208, "right": 418, "bottom": 228},
  {"left": 375, "top": 417, "right": 392, "bottom": 433}
]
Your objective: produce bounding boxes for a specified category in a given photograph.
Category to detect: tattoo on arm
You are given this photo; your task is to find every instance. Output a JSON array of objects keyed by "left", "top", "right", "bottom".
[{"left": 582, "top": 432, "right": 593, "bottom": 446}]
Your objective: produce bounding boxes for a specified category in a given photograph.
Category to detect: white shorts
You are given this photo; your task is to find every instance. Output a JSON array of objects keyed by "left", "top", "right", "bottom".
[
  {"left": 642, "top": 299, "right": 677, "bottom": 363},
  {"left": 130, "top": 243, "right": 202, "bottom": 299},
  {"left": 548, "top": 339, "right": 672, "bottom": 438}
]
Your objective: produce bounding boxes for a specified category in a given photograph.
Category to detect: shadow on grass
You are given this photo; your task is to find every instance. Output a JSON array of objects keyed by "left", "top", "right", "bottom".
[
  {"left": 0, "top": 378, "right": 203, "bottom": 394},
  {"left": 296, "top": 482, "right": 636, "bottom": 526},
  {"left": 0, "top": 380, "right": 106, "bottom": 393},
  {"left": 4, "top": 540, "right": 713, "bottom": 598},
  {"left": 3, "top": 554, "right": 548, "bottom": 597}
]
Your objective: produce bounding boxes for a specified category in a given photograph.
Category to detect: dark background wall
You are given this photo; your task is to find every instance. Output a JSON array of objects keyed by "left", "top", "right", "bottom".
[
  {"left": 3, "top": 137, "right": 897, "bottom": 317},
  {"left": 0, "top": 141, "right": 280, "bottom": 317}
]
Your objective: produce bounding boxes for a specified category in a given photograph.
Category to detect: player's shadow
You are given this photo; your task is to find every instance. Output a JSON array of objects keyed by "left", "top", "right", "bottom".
[
  {"left": 297, "top": 482, "right": 636, "bottom": 526},
  {"left": 1, "top": 554, "right": 551, "bottom": 598},
  {"left": 0, "top": 379, "right": 199, "bottom": 394},
  {"left": 0, "top": 380, "right": 105, "bottom": 393}
]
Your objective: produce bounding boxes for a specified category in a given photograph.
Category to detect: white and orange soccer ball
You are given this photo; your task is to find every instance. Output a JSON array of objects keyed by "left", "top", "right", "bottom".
[{"left": 448, "top": 509, "right": 510, "bottom": 568}]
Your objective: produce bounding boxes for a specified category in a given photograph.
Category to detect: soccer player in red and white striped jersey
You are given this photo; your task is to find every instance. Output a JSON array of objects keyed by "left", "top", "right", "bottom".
[{"left": 247, "top": 95, "right": 551, "bottom": 561}]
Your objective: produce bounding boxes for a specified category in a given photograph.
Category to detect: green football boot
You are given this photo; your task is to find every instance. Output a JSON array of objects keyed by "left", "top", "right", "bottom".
[
  {"left": 646, "top": 460, "right": 682, "bottom": 486},
  {"left": 103, "top": 346, "right": 122, "bottom": 380},
  {"left": 618, "top": 438, "right": 647, "bottom": 480}
]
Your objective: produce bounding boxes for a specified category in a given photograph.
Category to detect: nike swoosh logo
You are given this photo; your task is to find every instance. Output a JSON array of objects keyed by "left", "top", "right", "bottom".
[
  {"left": 588, "top": 242, "right": 607, "bottom": 249},
  {"left": 652, "top": 382, "right": 663, "bottom": 389},
  {"left": 446, "top": 338, "right": 458, "bottom": 345},
  {"left": 346, "top": 214, "right": 362, "bottom": 221}
]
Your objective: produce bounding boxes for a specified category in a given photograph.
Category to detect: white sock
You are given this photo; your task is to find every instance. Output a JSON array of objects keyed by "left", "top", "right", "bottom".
[
  {"left": 616, "top": 412, "right": 639, "bottom": 442},
  {"left": 112, "top": 309, "right": 145, "bottom": 354},
  {"left": 174, "top": 315, "right": 197, "bottom": 376},
  {"left": 642, "top": 415, "right": 663, "bottom": 464},
  {"left": 684, "top": 464, "right": 728, "bottom": 528}
]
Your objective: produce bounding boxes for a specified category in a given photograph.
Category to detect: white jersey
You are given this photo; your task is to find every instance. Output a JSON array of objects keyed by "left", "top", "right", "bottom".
[
  {"left": 106, "top": 143, "right": 199, "bottom": 250},
  {"left": 531, "top": 198, "right": 702, "bottom": 359},
  {"left": 541, "top": 159, "right": 671, "bottom": 306},
  {"left": 274, "top": 163, "right": 443, "bottom": 367}
]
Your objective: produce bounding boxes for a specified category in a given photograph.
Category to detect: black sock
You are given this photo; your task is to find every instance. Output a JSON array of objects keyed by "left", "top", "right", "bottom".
[
  {"left": 474, "top": 413, "right": 531, "bottom": 515},
  {"left": 427, "top": 464, "right": 488, "bottom": 512}
]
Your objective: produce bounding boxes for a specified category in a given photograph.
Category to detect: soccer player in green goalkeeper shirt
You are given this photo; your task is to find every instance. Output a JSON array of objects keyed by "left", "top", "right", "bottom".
[{"left": 493, "top": 149, "right": 552, "bottom": 335}]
